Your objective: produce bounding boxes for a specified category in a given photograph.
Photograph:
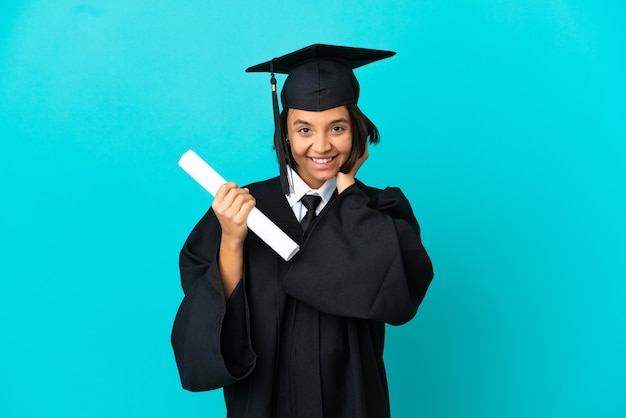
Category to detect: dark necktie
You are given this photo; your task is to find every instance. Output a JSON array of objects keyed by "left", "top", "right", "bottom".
[{"left": 299, "top": 195, "right": 322, "bottom": 234}]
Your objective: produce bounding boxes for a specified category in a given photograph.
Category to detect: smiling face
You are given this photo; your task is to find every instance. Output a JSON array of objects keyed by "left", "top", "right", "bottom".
[{"left": 286, "top": 106, "right": 353, "bottom": 189}]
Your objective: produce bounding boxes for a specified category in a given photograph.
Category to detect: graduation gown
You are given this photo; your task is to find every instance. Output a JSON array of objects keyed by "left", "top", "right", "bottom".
[{"left": 171, "top": 177, "right": 433, "bottom": 418}]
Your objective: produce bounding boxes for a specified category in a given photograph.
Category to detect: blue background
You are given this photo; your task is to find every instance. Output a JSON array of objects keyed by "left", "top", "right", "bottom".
[{"left": 1, "top": 1, "right": 625, "bottom": 417}]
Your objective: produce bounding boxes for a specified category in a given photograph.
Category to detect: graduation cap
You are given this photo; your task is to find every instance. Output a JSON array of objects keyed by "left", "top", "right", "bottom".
[{"left": 246, "top": 44, "right": 396, "bottom": 194}]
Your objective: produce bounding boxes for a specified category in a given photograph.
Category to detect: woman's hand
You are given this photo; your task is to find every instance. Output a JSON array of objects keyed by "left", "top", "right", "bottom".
[
  {"left": 212, "top": 182, "right": 256, "bottom": 243},
  {"left": 337, "top": 142, "right": 369, "bottom": 193},
  {"left": 212, "top": 182, "right": 255, "bottom": 298}
]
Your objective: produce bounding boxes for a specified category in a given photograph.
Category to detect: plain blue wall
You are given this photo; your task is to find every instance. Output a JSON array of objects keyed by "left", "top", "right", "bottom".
[{"left": 1, "top": 1, "right": 624, "bottom": 417}]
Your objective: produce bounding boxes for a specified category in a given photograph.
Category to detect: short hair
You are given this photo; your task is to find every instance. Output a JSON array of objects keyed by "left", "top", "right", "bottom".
[{"left": 279, "top": 104, "right": 380, "bottom": 174}]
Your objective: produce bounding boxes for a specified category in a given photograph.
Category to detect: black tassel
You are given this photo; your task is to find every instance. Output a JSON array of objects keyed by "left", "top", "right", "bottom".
[{"left": 270, "top": 61, "right": 292, "bottom": 195}]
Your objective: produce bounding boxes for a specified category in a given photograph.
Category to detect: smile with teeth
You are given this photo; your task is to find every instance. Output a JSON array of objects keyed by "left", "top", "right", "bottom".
[{"left": 310, "top": 156, "right": 335, "bottom": 164}]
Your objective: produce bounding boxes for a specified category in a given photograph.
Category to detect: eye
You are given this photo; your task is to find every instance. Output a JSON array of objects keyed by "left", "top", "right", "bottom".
[
  {"left": 297, "top": 127, "right": 311, "bottom": 134},
  {"left": 331, "top": 125, "right": 348, "bottom": 133}
]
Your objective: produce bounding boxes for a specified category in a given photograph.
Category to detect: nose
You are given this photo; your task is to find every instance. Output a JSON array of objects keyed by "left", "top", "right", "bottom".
[{"left": 311, "top": 133, "right": 332, "bottom": 153}]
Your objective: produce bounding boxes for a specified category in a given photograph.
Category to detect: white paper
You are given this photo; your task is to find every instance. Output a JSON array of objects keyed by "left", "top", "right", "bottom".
[{"left": 178, "top": 149, "right": 300, "bottom": 261}]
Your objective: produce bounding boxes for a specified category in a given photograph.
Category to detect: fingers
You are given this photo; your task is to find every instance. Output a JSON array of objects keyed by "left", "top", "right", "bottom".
[
  {"left": 360, "top": 141, "right": 369, "bottom": 163},
  {"left": 337, "top": 143, "right": 369, "bottom": 193},
  {"left": 212, "top": 182, "right": 256, "bottom": 233},
  {"left": 214, "top": 182, "right": 256, "bottom": 218},
  {"left": 349, "top": 143, "right": 369, "bottom": 177}
]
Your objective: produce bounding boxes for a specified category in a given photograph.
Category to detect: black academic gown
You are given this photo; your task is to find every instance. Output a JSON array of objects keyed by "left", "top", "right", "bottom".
[{"left": 171, "top": 177, "right": 433, "bottom": 418}]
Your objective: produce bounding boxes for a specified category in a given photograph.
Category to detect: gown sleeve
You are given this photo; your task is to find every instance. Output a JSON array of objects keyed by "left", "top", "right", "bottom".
[
  {"left": 171, "top": 209, "right": 256, "bottom": 392},
  {"left": 281, "top": 183, "right": 434, "bottom": 325}
]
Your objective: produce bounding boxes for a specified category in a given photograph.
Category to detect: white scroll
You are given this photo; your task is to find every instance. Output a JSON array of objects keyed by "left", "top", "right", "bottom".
[{"left": 178, "top": 149, "right": 300, "bottom": 261}]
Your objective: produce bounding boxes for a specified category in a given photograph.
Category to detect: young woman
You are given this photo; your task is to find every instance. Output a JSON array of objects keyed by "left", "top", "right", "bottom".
[{"left": 172, "top": 44, "right": 434, "bottom": 418}]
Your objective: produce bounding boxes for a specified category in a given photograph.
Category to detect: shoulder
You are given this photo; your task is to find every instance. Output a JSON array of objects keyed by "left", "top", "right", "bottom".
[
  {"left": 354, "top": 179, "right": 408, "bottom": 203},
  {"left": 245, "top": 176, "right": 281, "bottom": 196},
  {"left": 354, "top": 179, "right": 415, "bottom": 219},
  {"left": 354, "top": 179, "right": 383, "bottom": 196},
  {"left": 244, "top": 176, "right": 285, "bottom": 212}
]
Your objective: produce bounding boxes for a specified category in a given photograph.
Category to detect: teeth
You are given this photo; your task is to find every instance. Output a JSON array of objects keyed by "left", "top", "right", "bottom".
[{"left": 312, "top": 157, "right": 333, "bottom": 164}]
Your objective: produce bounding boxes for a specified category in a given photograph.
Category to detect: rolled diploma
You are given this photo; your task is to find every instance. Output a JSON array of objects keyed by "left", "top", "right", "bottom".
[{"left": 178, "top": 149, "right": 300, "bottom": 261}]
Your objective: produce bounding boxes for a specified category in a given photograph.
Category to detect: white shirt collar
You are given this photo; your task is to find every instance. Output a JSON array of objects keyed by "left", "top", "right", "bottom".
[{"left": 285, "top": 166, "right": 336, "bottom": 209}]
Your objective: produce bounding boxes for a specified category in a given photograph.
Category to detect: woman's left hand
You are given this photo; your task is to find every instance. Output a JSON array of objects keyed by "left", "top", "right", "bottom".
[{"left": 337, "top": 142, "right": 369, "bottom": 193}]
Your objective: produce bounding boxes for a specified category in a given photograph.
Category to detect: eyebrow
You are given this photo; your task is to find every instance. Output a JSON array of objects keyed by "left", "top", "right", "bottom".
[{"left": 291, "top": 118, "right": 350, "bottom": 125}]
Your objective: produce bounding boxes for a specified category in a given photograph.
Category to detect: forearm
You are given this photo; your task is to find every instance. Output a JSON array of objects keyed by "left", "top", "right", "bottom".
[
  {"left": 218, "top": 234, "right": 244, "bottom": 299},
  {"left": 336, "top": 172, "right": 355, "bottom": 193}
]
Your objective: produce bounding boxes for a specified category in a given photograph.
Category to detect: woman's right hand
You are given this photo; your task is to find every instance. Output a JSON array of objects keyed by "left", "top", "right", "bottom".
[
  {"left": 212, "top": 182, "right": 256, "bottom": 244},
  {"left": 213, "top": 182, "right": 255, "bottom": 298}
]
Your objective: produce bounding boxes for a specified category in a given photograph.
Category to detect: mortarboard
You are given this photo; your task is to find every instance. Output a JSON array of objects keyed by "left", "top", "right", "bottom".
[{"left": 246, "top": 44, "right": 396, "bottom": 194}]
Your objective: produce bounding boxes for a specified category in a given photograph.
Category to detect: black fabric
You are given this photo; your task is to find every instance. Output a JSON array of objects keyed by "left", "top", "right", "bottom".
[{"left": 171, "top": 177, "right": 434, "bottom": 418}]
